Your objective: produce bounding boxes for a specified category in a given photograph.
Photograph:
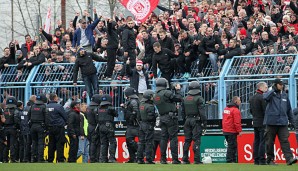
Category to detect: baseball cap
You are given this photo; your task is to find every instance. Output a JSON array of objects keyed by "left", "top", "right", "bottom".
[
  {"left": 274, "top": 78, "right": 283, "bottom": 85},
  {"left": 70, "top": 101, "right": 80, "bottom": 108}
]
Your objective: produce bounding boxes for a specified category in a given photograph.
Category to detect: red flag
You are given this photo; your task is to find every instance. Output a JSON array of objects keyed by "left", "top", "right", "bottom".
[
  {"left": 44, "top": 6, "right": 52, "bottom": 33},
  {"left": 119, "top": 0, "right": 159, "bottom": 22}
]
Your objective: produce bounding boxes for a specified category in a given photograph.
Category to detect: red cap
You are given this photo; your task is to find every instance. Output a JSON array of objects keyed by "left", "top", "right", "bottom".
[
  {"left": 190, "top": 0, "right": 196, "bottom": 3},
  {"left": 240, "top": 28, "right": 247, "bottom": 37},
  {"left": 136, "top": 60, "right": 143, "bottom": 66}
]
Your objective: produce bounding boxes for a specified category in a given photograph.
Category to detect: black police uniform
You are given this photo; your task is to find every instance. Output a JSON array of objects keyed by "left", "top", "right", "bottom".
[
  {"left": 19, "top": 101, "right": 33, "bottom": 162},
  {"left": 181, "top": 82, "right": 206, "bottom": 164},
  {"left": 47, "top": 100, "right": 67, "bottom": 163},
  {"left": 2, "top": 97, "right": 18, "bottom": 162},
  {"left": 123, "top": 87, "right": 140, "bottom": 163},
  {"left": 137, "top": 90, "right": 157, "bottom": 164},
  {"left": 0, "top": 107, "right": 7, "bottom": 162},
  {"left": 28, "top": 94, "right": 48, "bottom": 162},
  {"left": 153, "top": 78, "right": 182, "bottom": 164},
  {"left": 152, "top": 116, "right": 161, "bottom": 161},
  {"left": 98, "top": 94, "right": 117, "bottom": 163},
  {"left": 14, "top": 104, "right": 26, "bottom": 163},
  {"left": 67, "top": 102, "right": 83, "bottom": 163},
  {"left": 86, "top": 94, "right": 101, "bottom": 163}
]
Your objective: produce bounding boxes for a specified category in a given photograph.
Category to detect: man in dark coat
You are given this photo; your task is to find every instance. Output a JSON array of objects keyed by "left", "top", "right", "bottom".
[
  {"left": 249, "top": 82, "right": 268, "bottom": 165},
  {"left": 263, "top": 78, "right": 297, "bottom": 165},
  {"left": 73, "top": 47, "right": 106, "bottom": 99}
]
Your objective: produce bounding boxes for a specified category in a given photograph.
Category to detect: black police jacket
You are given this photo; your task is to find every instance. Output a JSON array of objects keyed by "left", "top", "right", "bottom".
[
  {"left": 73, "top": 52, "right": 107, "bottom": 83},
  {"left": 47, "top": 101, "right": 67, "bottom": 127},
  {"left": 68, "top": 108, "right": 82, "bottom": 136}
]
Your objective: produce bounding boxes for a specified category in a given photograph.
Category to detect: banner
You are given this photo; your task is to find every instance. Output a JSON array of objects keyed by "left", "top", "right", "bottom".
[
  {"left": 44, "top": 6, "right": 52, "bottom": 33},
  {"left": 238, "top": 132, "right": 298, "bottom": 163},
  {"left": 118, "top": 0, "right": 159, "bottom": 22}
]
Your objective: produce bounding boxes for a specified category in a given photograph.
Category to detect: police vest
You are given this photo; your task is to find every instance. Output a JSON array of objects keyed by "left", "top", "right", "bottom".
[
  {"left": 97, "top": 108, "right": 114, "bottom": 122},
  {"left": 30, "top": 104, "right": 46, "bottom": 123},
  {"left": 3, "top": 108, "right": 16, "bottom": 125},
  {"left": 154, "top": 90, "right": 176, "bottom": 115},
  {"left": 20, "top": 110, "right": 30, "bottom": 133},
  {"left": 86, "top": 106, "right": 98, "bottom": 125},
  {"left": 184, "top": 95, "right": 201, "bottom": 116},
  {"left": 139, "top": 102, "right": 155, "bottom": 122}
]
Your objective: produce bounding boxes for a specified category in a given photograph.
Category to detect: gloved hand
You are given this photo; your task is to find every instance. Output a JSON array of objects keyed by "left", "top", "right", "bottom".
[{"left": 288, "top": 123, "right": 296, "bottom": 130}]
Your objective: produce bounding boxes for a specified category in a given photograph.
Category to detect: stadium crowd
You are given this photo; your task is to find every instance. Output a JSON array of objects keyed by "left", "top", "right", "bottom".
[{"left": 0, "top": 0, "right": 298, "bottom": 165}]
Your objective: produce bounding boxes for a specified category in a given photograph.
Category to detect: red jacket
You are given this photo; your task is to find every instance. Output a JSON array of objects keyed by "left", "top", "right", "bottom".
[{"left": 222, "top": 103, "right": 242, "bottom": 133}]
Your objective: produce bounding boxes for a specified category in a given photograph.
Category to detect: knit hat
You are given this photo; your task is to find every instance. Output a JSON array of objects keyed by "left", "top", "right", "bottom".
[
  {"left": 240, "top": 28, "right": 247, "bottom": 37},
  {"left": 16, "top": 50, "right": 22, "bottom": 56},
  {"left": 136, "top": 60, "right": 143, "bottom": 66}
]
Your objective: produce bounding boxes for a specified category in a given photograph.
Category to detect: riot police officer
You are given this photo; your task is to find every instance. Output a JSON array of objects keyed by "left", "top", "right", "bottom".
[
  {"left": 153, "top": 78, "right": 182, "bottom": 164},
  {"left": 0, "top": 105, "right": 6, "bottom": 163},
  {"left": 16, "top": 98, "right": 33, "bottom": 163},
  {"left": 98, "top": 94, "right": 117, "bottom": 163},
  {"left": 28, "top": 94, "right": 48, "bottom": 162},
  {"left": 1, "top": 96, "right": 18, "bottom": 162},
  {"left": 121, "top": 87, "right": 140, "bottom": 163},
  {"left": 87, "top": 94, "right": 101, "bottom": 163},
  {"left": 14, "top": 101, "right": 25, "bottom": 162},
  {"left": 137, "top": 90, "right": 156, "bottom": 164},
  {"left": 181, "top": 81, "right": 206, "bottom": 164},
  {"left": 47, "top": 93, "right": 67, "bottom": 163}
]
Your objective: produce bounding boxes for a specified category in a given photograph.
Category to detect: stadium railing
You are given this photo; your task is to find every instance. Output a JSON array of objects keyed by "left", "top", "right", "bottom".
[{"left": 223, "top": 54, "right": 298, "bottom": 120}]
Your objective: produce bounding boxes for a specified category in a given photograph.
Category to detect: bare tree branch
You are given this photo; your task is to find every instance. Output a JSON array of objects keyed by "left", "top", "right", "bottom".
[
  {"left": 36, "top": 0, "right": 43, "bottom": 28},
  {"left": 15, "top": 0, "right": 29, "bottom": 34},
  {"left": 75, "top": 0, "right": 83, "bottom": 16},
  {"left": 25, "top": 0, "right": 37, "bottom": 36}
]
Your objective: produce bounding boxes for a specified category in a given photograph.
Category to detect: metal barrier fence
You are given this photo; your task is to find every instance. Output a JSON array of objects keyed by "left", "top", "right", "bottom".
[
  {"left": 223, "top": 54, "right": 298, "bottom": 119},
  {"left": 0, "top": 65, "right": 37, "bottom": 102}
]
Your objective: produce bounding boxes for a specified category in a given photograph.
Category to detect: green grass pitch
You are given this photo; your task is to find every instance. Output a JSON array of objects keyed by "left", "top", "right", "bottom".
[{"left": 0, "top": 163, "right": 297, "bottom": 171}]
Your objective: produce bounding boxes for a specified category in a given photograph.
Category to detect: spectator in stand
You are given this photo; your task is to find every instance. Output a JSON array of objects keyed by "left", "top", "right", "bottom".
[
  {"left": 121, "top": 17, "right": 137, "bottom": 69},
  {"left": 152, "top": 42, "right": 178, "bottom": 83},
  {"left": 73, "top": 47, "right": 106, "bottom": 99},
  {"left": 126, "top": 60, "right": 150, "bottom": 99},
  {"left": 0, "top": 42, "right": 16, "bottom": 70},
  {"left": 40, "top": 28, "right": 63, "bottom": 47},
  {"left": 199, "top": 27, "right": 222, "bottom": 76},
  {"left": 141, "top": 30, "right": 156, "bottom": 67},
  {"left": 158, "top": 30, "right": 175, "bottom": 52},
  {"left": 73, "top": 15, "right": 102, "bottom": 52},
  {"left": 104, "top": 19, "right": 119, "bottom": 80},
  {"left": 21, "top": 35, "right": 36, "bottom": 58},
  {"left": 177, "top": 30, "right": 195, "bottom": 79},
  {"left": 16, "top": 50, "right": 24, "bottom": 64}
]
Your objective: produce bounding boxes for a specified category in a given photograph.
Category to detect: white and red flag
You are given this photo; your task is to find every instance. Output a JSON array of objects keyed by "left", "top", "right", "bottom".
[
  {"left": 119, "top": 0, "right": 159, "bottom": 22},
  {"left": 44, "top": 6, "right": 52, "bottom": 33}
]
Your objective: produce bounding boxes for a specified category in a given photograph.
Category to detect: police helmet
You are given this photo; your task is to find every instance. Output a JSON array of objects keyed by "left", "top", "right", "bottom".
[
  {"left": 143, "top": 90, "right": 155, "bottom": 100},
  {"left": 6, "top": 96, "right": 17, "bottom": 108},
  {"left": 100, "top": 94, "right": 113, "bottom": 106},
  {"left": 90, "top": 94, "right": 102, "bottom": 106},
  {"left": 156, "top": 78, "right": 168, "bottom": 91},
  {"left": 35, "top": 94, "right": 48, "bottom": 104},
  {"left": 188, "top": 81, "right": 201, "bottom": 95},
  {"left": 124, "top": 87, "right": 138, "bottom": 99}
]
